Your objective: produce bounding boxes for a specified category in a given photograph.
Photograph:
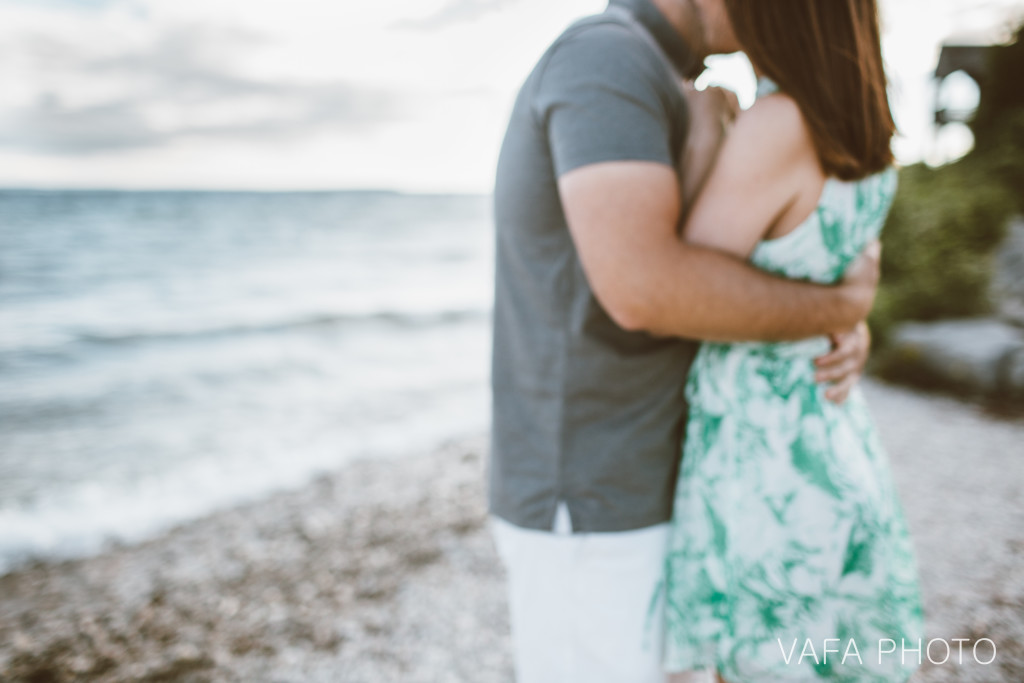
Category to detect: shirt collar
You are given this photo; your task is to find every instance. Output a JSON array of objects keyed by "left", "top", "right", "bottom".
[{"left": 608, "top": 0, "right": 704, "bottom": 80}]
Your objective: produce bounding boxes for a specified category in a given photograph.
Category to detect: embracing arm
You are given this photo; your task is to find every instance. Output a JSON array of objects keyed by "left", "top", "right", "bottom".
[
  {"left": 676, "top": 92, "right": 875, "bottom": 401},
  {"left": 558, "top": 161, "right": 878, "bottom": 343},
  {"left": 540, "top": 22, "right": 878, "bottom": 344}
]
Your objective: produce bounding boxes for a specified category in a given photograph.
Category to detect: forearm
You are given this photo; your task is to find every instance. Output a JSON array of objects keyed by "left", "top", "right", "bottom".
[
  {"left": 624, "top": 241, "right": 867, "bottom": 342},
  {"left": 557, "top": 161, "right": 875, "bottom": 342}
]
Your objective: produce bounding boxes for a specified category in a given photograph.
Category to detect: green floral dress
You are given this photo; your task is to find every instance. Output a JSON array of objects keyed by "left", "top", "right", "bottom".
[{"left": 662, "top": 82, "right": 924, "bottom": 683}]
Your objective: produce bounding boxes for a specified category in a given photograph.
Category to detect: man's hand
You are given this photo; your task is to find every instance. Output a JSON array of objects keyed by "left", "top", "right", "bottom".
[
  {"left": 837, "top": 240, "right": 882, "bottom": 325},
  {"left": 679, "top": 84, "right": 741, "bottom": 210},
  {"left": 814, "top": 240, "right": 882, "bottom": 403},
  {"left": 681, "top": 83, "right": 740, "bottom": 129},
  {"left": 814, "top": 321, "right": 871, "bottom": 404}
]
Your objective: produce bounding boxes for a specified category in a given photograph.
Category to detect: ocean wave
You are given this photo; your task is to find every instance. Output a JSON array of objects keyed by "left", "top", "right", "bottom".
[
  {"left": 75, "top": 307, "right": 491, "bottom": 345},
  {"left": 0, "top": 385, "right": 490, "bottom": 576},
  {"left": 0, "top": 306, "right": 491, "bottom": 358}
]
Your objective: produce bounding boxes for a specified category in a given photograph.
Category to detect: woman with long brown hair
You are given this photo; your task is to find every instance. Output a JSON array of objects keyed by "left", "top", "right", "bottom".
[{"left": 661, "top": 1, "right": 924, "bottom": 681}]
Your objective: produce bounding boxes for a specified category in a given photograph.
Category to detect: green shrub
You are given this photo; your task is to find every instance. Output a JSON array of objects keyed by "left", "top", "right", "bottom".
[
  {"left": 871, "top": 160, "right": 1013, "bottom": 345},
  {"left": 985, "top": 109, "right": 1024, "bottom": 213}
]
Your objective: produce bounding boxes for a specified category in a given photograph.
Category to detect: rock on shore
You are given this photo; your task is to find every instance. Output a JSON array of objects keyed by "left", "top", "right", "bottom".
[{"left": 882, "top": 318, "right": 1024, "bottom": 401}]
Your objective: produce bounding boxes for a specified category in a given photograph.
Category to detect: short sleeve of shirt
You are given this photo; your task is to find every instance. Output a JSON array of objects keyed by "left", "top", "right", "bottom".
[{"left": 533, "top": 22, "right": 679, "bottom": 178}]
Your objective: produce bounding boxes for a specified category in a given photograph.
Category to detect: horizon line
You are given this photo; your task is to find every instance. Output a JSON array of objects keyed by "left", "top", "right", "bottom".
[{"left": 0, "top": 186, "right": 492, "bottom": 197}]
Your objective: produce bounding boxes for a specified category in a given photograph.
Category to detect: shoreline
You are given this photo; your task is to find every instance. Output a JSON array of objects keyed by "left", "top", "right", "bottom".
[
  {"left": 1, "top": 380, "right": 1023, "bottom": 682},
  {"left": 0, "top": 435, "right": 512, "bottom": 683}
]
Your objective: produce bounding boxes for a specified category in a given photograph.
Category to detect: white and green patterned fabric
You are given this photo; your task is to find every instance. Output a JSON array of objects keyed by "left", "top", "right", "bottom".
[{"left": 662, "top": 81, "right": 924, "bottom": 682}]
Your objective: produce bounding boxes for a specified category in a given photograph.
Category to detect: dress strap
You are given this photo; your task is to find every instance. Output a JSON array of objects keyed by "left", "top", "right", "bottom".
[{"left": 755, "top": 76, "right": 780, "bottom": 99}]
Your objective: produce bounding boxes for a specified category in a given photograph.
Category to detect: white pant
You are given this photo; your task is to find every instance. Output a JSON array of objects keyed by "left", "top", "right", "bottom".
[{"left": 491, "top": 503, "right": 671, "bottom": 683}]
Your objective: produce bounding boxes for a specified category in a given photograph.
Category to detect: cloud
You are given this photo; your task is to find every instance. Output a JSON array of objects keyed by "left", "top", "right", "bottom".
[
  {"left": 0, "top": 23, "right": 407, "bottom": 155},
  {"left": 0, "top": 0, "right": 598, "bottom": 190},
  {"left": 394, "top": 0, "right": 519, "bottom": 30},
  {"left": 0, "top": 0, "right": 121, "bottom": 9},
  {"left": 0, "top": 86, "right": 402, "bottom": 154},
  {"left": 0, "top": 96, "right": 159, "bottom": 152}
]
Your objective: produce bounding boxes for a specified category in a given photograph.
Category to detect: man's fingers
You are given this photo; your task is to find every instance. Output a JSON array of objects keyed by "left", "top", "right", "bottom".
[
  {"left": 837, "top": 245, "right": 883, "bottom": 322},
  {"left": 816, "top": 357, "right": 859, "bottom": 384},
  {"left": 696, "top": 86, "right": 741, "bottom": 122},
  {"left": 864, "top": 239, "right": 882, "bottom": 261},
  {"left": 825, "top": 373, "right": 859, "bottom": 404},
  {"left": 815, "top": 331, "right": 857, "bottom": 369},
  {"left": 842, "top": 240, "right": 882, "bottom": 290},
  {"left": 717, "top": 88, "right": 740, "bottom": 119}
]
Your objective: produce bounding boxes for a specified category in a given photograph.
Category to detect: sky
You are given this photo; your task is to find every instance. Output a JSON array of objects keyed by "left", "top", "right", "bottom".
[{"left": 0, "top": 0, "right": 1021, "bottom": 193}]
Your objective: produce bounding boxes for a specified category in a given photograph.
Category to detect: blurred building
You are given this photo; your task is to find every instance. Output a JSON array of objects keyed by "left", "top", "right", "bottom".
[{"left": 934, "top": 44, "right": 991, "bottom": 125}]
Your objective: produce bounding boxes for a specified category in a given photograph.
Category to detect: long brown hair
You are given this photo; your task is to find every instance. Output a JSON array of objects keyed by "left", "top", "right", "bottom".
[{"left": 724, "top": 0, "right": 896, "bottom": 180}]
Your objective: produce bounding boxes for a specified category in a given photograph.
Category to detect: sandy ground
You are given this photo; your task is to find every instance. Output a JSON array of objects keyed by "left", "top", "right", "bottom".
[{"left": 1, "top": 379, "right": 1022, "bottom": 683}]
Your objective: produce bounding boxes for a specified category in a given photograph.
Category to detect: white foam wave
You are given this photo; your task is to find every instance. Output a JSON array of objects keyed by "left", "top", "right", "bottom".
[{"left": 0, "top": 384, "right": 489, "bottom": 575}]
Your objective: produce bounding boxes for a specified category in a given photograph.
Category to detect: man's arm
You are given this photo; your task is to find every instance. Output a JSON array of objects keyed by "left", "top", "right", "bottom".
[{"left": 558, "top": 160, "right": 879, "bottom": 342}]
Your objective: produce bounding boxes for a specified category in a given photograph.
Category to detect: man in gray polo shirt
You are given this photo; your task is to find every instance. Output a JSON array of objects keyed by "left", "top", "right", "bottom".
[{"left": 489, "top": 0, "right": 877, "bottom": 681}]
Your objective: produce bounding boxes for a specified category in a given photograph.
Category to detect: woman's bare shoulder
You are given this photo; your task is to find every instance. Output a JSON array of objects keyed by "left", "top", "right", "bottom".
[
  {"left": 681, "top": 90, "right": 825, "bottom": 255},
  {"left": 731, "top": 92, "right": 817, "bottom": 166}
]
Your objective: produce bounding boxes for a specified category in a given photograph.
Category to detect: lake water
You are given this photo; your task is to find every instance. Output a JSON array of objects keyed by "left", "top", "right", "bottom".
[{"left": 0, "top": 190, "right": 493, "bottom": 573}]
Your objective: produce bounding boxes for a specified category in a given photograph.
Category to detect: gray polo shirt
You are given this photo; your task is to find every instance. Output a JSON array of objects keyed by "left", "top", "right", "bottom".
[{"left": 489, "top": 0, "right": 702, "bottom": 533}]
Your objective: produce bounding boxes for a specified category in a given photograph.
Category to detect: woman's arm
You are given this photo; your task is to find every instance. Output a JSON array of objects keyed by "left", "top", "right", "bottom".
[{"left": 681, "top": 93, "right": 823, "bottom": 259}]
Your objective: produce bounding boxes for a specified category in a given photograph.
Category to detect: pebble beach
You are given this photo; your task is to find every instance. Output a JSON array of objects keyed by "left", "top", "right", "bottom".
[{"left": 1, "top": 379, "right": 1022, "bottom": 682}]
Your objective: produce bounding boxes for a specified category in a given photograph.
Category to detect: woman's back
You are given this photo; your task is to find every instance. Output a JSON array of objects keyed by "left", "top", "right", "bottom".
[
  {"left": 685, "top": 78, "right": 900, "bottom": 409},
  {"left": 747, "top": 77, "right": 899, "bottom": 285},
  {"left": 750, "top": 169, "right": 897, "bottom": 285}
]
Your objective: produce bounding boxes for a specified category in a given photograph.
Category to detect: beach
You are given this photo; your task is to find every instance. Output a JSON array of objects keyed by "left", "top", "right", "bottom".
[
  {"left": 0, "top": 435, "right": 510, "bottom": 683},
  {"left": 1, "top": 379, "right": 1023, "bottom": 683}
]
